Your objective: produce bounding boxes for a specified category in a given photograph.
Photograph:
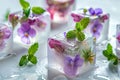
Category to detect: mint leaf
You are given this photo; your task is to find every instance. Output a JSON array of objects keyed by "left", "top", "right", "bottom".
[
  {"left": 102, "top": 43, "right": 119, "bottom": 65},
  {"left": 32, "top": 7, "right": 45, "bottom": 15},
  {"left": 107, "top": 43, "right": 113, "bottom": 53},
  {"left": 75, "top": 17, "right": 90, "bottom": 31},
  {"left": 113, "top": 58, "right": 118, "bottom": 65},
  {"left": 76, "top": 31, "right": 85, "bottom": 41},
  {"left": 20, "top": 0, "right": 30, "bottom": 9},
  {"left": 23, "top": 8, "right": 30, "bottom": 17},
  {"left": 29, "top": 56, "right": 37, "bottom": 64},
  {"left": 75, "top": 23, "right": 82, "bottom": 31},
  {"left": 28, "top": 43, "right": 39, "bottom": 55},
  {"left": 19, "top": 55, "right": 28, "bottom": 66},
  {"left": 66, "top": 30, "right": 76, "bottom": 39},
  {"left": 4, "top": 9, "right": 10, "bottom": 21}
]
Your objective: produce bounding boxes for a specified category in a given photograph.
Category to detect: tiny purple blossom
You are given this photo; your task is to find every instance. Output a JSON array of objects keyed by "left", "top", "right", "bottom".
[
  {"left": 63, "top": 54, "right": 84, "bottom": 77},
  {"left": 18, "top": 22, "right": 36, "bottom": 44},
  {"left": 116, "top": 32, "right": 120, "bottom": 43},
  {"left": 90, "top": 20, "right": 103, "bottom": 39},
  {"left": 89, "top": 8, "right": 103, "bottom": 16},
  {"left": 71, "top": 13, "right": 83, "bottom": 22},
  {"left": 0, "top": 26, "right": 11, "bottom": 49}
]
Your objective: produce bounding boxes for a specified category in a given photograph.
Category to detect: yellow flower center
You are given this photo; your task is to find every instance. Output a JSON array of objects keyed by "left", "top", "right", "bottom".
[{"left": 24, "top": 33, "right": 29, "bottom": 37}]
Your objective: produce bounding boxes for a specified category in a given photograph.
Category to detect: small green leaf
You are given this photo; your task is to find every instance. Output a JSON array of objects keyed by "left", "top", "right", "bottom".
[
  {"left": 32, "top": 7, "right": 45, "bottom": 15},
  {"left": 28, "top": 43, "right": 39, "bottom": 55},
  {"left": 103, "top": 50, "right": 109, "bottom": 57},
  {"left": 76, "top": 31, "right": 85, "bottom": 41},
  {"left": 75, "top": 17, "right": 90, "bottom": 31},
  {"left": 4, "top": 9, "right": 10, "bottom": 21},
  {"left": 29, "top": 56, "right": 37, "bottom": 64},
  {"left": 113, "top": 58, "right": 118, "bottom": 65},
  {"left": 75, "top": 23, "right": 82, "bottom": 31},
  {"left": 66, "top": 30, "right": 76, "bottom": 39},
  {"left": 23, "top": 8, "right": 30, "bottom": 17},
  {"left": 107, "top": 43, "right": 113, "bottom": 53},
  {"left": 19, "top": 55, "right": 28, "bottom": 66},
  {"left": 20, "top": 0, "right": 30, "bottom": 9}
]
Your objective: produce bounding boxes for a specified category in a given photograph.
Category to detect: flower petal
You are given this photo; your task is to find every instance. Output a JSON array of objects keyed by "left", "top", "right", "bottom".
[
  {"left": 21, "top": 36, "right": 30, "bottom": 44},
  {"left": 74, "top": 54, "right": 84, "bottom": 67},
  {"left": 93, "top": 31, "right": 100, "bottom": 38},
  {"left": 28, "top": 28, "right": 36, "bottom": 37},
  {"left": 88, "top": 8, "right": 95, "bottom": 15},
  {"left": 3, "top": 28, "right": 11, "bottom": 39},
  {"left": 95, "top": 8, "right": 103, "bottom": 15},
  {"left": 21, "top": 22, "right": 31, "bottom": 32},
  {"left": 17, "top": 28, "right": 25, "bottom": 37},
  {"left": 71, "top": 13, "right": 82, "bottom": 22},
  {"left": 63, "top": 56, "right": 78, "bottom": 77}
]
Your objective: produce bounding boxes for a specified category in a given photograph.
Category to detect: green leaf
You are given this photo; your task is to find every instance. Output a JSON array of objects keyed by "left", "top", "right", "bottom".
[
  {"left": 23, "top": 8, "right": 30, "bottom": 17},
  {"left": 75, "top": 17, "right": 90, "bottom": 31},
  {"left": 76, "top": 31, "right": 85, "bottom": 41},
  {"left": 107, "top": 43, "right": 113, "bottom": 53},
  {"left": 66, "top": 30, "right": 76, "bottom": 39},
  {"left": 4, "top": 9, "right": 10, "bottom": 21},
  {"left": 19, "top": 55, "right": 28, "bottom": 66},
  {"left": 29, "top": 56, "right": 37, "bottom": 64},
  {"left": 32, "top": 7, "right": 45, "bottom": 15},
  {"left": 28, "top": 43, "right": 39, "bottom": 55},
  {"left": 20, "top": 0, "right": 30, "bottom": 9},
  {"left": 113, "top": 58, "right": 118, "bottom": 65},
  {"left": 103, "top": 50, "right": 109, "bottom": 57}
]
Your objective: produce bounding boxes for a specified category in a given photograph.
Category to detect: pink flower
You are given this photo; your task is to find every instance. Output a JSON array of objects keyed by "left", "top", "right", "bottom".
[
  {"left": 100, "top": 14, "right": 109, "bottom": 22},
  {"left": 48, "top": 38, "right": 64, "bottom": 53},
  {"left": 71, "top": 13, "right": 83, "bottom": 22},
  {"left": 117, "top": 32, "right": 120, "bottom": 43}
]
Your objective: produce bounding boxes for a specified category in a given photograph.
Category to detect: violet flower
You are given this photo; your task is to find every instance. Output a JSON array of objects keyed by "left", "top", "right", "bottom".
[
  {"left": 88, "top": 8, "right": 103, "bottom": 16},
  {"left": 100, "top": 14, "right": 109, "bottom": 22},
  {"left": 18, "top": 22, "right": 36, "bottom": 44},
  {"left": 0, "top": 27, "right": 11, "bottom": 49},
  {"left": 71, "top": 13, "right": 83, "bottom": 22},
  {"left": 63, "top": 54, "right": 84, "bottom": 77},
  {"left": 116, "top": 32, "right": 120, "bottom": 43},
  {"left": 48, "top": 38, "right": 64, "bottom": 53},
  {"left": 90, "top": 19, "right": 103, "bottom": 39}
]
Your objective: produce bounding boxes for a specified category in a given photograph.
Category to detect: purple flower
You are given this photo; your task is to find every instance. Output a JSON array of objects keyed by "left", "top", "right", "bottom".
[
  {"left": 90, "top": 19, "right": 103, "bottom": 38},
  {"left": 116, "top": 32, "right": 120, "bottom": 43},
  {"left": 18, "top": 22, "right": 36, "bottom": 44},
  {"left": 71, "top": 13, "right": 83, "bottom": 22},
  {"left": 63, "top": 54, "right": 84, "bottom": 77},
  {"left": 88, "top": 8, "right": 103, "bottom": 16},
  {"left": 0, "top": 26, "right": 11, "bottom": 49},
  {"left": 100, "top": 14, "right": 109, "bottom": 22},
  {"left": 48, "top": 38, "right": 64, "bottom": 53}
]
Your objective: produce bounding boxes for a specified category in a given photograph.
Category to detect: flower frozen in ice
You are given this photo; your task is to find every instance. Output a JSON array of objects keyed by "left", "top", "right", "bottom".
[
  {"left": 63, "top": 54, "right": 84, "bottom": 77},
  {"left": 0, "top": 26, "right": 11, "bottom": 49},
  {"left": 116, "top": 32, "right": 120, "bottom": 43},
  {"left": 100, "top": 14, "right": 109, "bottom": 22},
  {"left": 18, "top": 22, "right": 36, "bottom": 44},
  {"left": 90, "top": 19, "right": 103, "bottom": 39},
  {"left": 71, "top": 13, "right": 83, "bottom": 22},
  {"left": 88, "top": 8, "right": 103, "bottom": 16},
  {"left": 28, "top": 18, "right": 46, "bottom": 30},
  {"left": 48, "top": 38, "right": 64, "bottom": 53}
]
